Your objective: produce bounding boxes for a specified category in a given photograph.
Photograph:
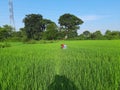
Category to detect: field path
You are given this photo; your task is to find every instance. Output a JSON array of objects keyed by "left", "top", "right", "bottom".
[
  {"left": 54, "top": 47, "right": 67, "bottom": 75},
  {"left": 55, "top": 50, "right": 62, "bottom": 75}
]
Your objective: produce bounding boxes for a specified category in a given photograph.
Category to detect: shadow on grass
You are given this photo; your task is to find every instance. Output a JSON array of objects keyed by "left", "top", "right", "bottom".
[{"left": 48, "top": 75, "right": 78, "bottom": 90}]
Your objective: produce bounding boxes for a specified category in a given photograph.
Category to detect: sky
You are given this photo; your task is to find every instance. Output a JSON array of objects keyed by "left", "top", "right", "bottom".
[{"left": 0, "top": 0, "right": 120, "bottom": 34}]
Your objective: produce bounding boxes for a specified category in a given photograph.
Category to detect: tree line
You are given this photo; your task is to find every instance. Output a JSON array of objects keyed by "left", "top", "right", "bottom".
[
  {"left": 0, "top": 13, "right": 120, "bottom": 41},
  {"left": 77, "top": 30, "right": 120, "bottom": 40}
]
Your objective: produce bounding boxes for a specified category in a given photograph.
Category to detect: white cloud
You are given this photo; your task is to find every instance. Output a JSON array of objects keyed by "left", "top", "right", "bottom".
[{"left": 80, "top": 15, "right": 108, "bottom": 21}]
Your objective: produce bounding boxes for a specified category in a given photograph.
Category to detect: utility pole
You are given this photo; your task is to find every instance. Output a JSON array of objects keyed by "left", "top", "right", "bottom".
[{"left": 8, "top": 0, "right": 16, "bottom": 30}]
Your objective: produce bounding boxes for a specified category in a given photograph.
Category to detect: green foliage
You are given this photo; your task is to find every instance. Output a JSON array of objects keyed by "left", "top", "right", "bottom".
[
  {"left": 59, "top": 13, "right": 83, "bottom": 27},
  {"left": 83, "top": 30, "right": 91, "bottom": 39},
  {"left": 23, "top": 14, "right": 43, "bottom": 40},
  {"left": 58, "top": 13, "right": 83, "bottom": 38},
  {"left": 23, "top": 14, "right": 54, "bottom": 40},
  {"left": 0, "top": 13, "right": 120, "bottom": 41},
  {"left": 77, "top": 30, "right": 120, "bottom": 40},
  {"left": 23, "top": 39, "right": 37, "bottom": 44},
  {"left": 0, "top": 25, "right": 13, "bottom": 41},
  {"left": 105, "top": 30, "right": 120, "bottom": 40},
  {"left": 43, "top": 23, "right": 58, "bottom": 40},
  {"left": 91, "top": 30, "right": 103, "bottom": 40}
]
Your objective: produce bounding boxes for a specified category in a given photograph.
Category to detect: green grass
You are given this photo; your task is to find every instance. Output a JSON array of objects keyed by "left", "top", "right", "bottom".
[{"left": 0, "top": 40, "right": 120, "bottom": 90}]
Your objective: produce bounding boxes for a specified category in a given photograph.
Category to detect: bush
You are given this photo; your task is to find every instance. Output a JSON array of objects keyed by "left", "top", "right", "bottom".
[
  {"left": 0, "top": 42, "right": 11, "bottom": 48},
  {"left": 23, "top": 39, "right": 37, "bottom": 44}
]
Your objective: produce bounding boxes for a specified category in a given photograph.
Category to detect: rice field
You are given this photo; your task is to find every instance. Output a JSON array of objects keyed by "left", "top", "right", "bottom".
[{"left": 0, "top": 40, "right": 120, "bottom": 90}]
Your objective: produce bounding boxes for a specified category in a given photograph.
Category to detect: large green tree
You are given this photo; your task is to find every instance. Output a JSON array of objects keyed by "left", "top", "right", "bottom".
[
  {"left": 58, "top": 13, "right": 83, "bottom": 38},
  {"left": 43, "top": 23, "right": 58, "bottom": 40},
  {"left": 23, "top": 14, "right": 53, "bottom": 40},
  {"left": 23, "top": 14, "right": 42, "bottom": 40}
]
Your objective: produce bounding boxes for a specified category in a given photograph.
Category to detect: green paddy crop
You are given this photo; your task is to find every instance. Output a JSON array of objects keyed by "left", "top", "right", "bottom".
[{"left": 0, "top": 40, "right": 120, "bottom": 90}]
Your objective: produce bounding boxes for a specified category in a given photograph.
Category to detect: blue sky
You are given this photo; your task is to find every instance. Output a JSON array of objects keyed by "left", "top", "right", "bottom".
[{"left": 0, "top": 0, "right": 120, "bottom": 34}]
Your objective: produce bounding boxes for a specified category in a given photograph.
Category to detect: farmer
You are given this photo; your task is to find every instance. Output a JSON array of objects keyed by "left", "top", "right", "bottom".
[
  {"left": 61, "top": 44, "right": 67, "bottom": 49},
  {"left": 61, "top": 44, "right": 64, "bottom": 49}
]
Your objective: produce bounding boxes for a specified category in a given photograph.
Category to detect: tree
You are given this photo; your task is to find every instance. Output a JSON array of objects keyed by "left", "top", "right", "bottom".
[
  {"left": 105, "top": 30, "right": 112, "bottom": 40},
  {"left": 0, "top": 25, "right": 13, "bottom": 41},
  {"left": 91, "top": 30, "right": 103, "bottom": 40},
  {"left": 43, "top": 23, "right": 58, "bottom": 40},
  {"left": 23, "top": 14, "right": 43, "bottom": 40},
  {"left": 58, "top": 13, "right": 83, "bottom": 39},
  {"left": 11, "top": 28, "right": 27, "bottom": 41},
  {"left": 83, "top": 30, "right": 91, "bottom": 39},
  {"left": 18, "top": 28, "right": 26, "bottom": 38},
  {"left": 56, "top": 27, "right": 66, "bottom": 40},
  {"left": 105, "top": 30, "right": 120, "bottom": 40},
  {"left": 23, "top": 14, "right": 53, "bottom": 40},
  {"left": 78, "top": 34, "right": 85, "bottom": 40}
]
